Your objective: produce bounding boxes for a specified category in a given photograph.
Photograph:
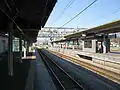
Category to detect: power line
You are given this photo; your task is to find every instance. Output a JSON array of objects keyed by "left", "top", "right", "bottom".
[
  {"left": 53, "top": 0, "right": 76, "bottom": 23},
  {"left": 64, "top": 0, "right": 75, "bottom": 11},
  {"left": 62, "top": 0, "right": 75, "bottom": 14},
  {"left": 60, "top": 0, "right": 98, "bottom": 28}
]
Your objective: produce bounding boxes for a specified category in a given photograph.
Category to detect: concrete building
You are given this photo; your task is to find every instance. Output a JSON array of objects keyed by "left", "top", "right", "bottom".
[
  {"left": 37, "top": 27, "right": 87, "bottom": 45},
  {"left": 52, "top": 20, "right": 120, "bottom": 53}
]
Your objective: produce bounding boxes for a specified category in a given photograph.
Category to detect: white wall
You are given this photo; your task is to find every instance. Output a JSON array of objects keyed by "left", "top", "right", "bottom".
[
  {"left": 0, "top": 36, "right": 8, "bottom": 54},
  {"left": 83, "top": 40, "right": 96, "bottom": 53}
]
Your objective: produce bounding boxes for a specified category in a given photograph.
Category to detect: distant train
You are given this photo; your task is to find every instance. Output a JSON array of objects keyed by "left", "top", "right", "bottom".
[{"left": 0, "top": 33, "right": 8, "bottom": 54}]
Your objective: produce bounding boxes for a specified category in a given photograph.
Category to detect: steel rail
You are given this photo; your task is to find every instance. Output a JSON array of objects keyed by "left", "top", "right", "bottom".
[
  {"left": 39, "top": 52, "right": 65, "bottom": 90},
  {"left": 50, "top": 50, "right": 120, "bottom": 84},
  {"left": 39, "top": 50, "right": 85, "bottom": 90}
]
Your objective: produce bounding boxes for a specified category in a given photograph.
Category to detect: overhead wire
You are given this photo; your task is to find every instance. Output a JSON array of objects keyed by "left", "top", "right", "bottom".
[
  {"left": 53, "top": 0, "right": 76, "bottom": 24},
  {"left": 59, "top": 0, "right": 98, "bottom": 28},
  {"left": 61, "top": 0, "right": 75, "bottom": 14}
]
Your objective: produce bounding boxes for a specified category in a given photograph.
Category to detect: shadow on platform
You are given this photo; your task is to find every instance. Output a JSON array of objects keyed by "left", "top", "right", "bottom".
[{"left": 0, "top": 51, "right": 35, "bottom": 90}]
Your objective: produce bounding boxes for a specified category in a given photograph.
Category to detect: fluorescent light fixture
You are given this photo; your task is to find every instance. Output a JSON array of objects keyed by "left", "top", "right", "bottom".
[
  {"left": 5, "top": 33, "right": 8, "bottom": 36},
  {"left": 82, "top": 34, "right": 86, "bottom": 37}
]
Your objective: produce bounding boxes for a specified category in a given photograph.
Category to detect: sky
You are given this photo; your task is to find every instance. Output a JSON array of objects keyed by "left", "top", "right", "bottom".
[{"left": 45, "top": 0, "right": 120, "bottom": 29}]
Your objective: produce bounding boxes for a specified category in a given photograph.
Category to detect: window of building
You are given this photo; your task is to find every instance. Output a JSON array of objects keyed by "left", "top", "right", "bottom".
[{"left": 84, "top": 40, "right": 92, "bottom": 48}]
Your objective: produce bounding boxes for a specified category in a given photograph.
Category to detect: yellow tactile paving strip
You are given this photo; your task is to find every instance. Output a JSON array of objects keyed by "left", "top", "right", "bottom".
[{"left": 22, "top": 56, "right": 36, "bottom": 60}]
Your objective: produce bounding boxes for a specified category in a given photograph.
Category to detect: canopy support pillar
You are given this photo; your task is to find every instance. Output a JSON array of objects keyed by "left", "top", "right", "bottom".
[
  {"left": 24, "top": 40, "right": 26, "bottom": 58},
  {"left": 8, "top": 21, "right": 13, "bottom": 76},
  {"left": 19, "top": 34, "right": 23, "bottom": 63}
]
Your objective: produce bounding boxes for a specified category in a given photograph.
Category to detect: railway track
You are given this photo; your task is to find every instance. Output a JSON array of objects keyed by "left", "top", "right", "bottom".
[
  {"left": 39, "top": 50, "right": 85, "bottom": 90},
  {"left": 49, "top": 50, "right": 120, "bottom": 84}
]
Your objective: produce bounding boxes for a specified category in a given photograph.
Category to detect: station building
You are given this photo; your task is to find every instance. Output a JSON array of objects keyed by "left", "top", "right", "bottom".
[{"left": 52, "top": 20, "right": 120, "bottom": 54}]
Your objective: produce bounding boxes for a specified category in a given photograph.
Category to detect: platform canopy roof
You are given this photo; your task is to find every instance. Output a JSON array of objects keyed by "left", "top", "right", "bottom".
[
  {"left": 0, "top": 0, "right": 57, "bottom": 42},
  {"left": 51, "top": 38, "right": 66, "bottom": 43},
  {"left": 64, "top": 20, "right": 120, "bottom": 39}
]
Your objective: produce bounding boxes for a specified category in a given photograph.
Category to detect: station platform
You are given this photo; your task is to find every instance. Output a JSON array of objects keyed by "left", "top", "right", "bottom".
[
  {"left": 0, "top": 51, "right": 35, "bottom": 90},
  {"left": 0, "top": 49, "right": 120, "bottom": 90},
  {"left": 49, "top": 48, "right": 120, "bottom": 64},
  {"left": 0, "top": 51, "right": 57, "bottom": 90},
  {"left": 33, "top": 51, "right": 57, "bottom": 90},
  {"left": 38, "top": 49, "right": 120, "bottom": 90},
  {"left": 48, "top": 48, "right": 120, "bottom": 84},
  {"left": 76, "top": 50, "right": 120, "bottom": 64}
]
